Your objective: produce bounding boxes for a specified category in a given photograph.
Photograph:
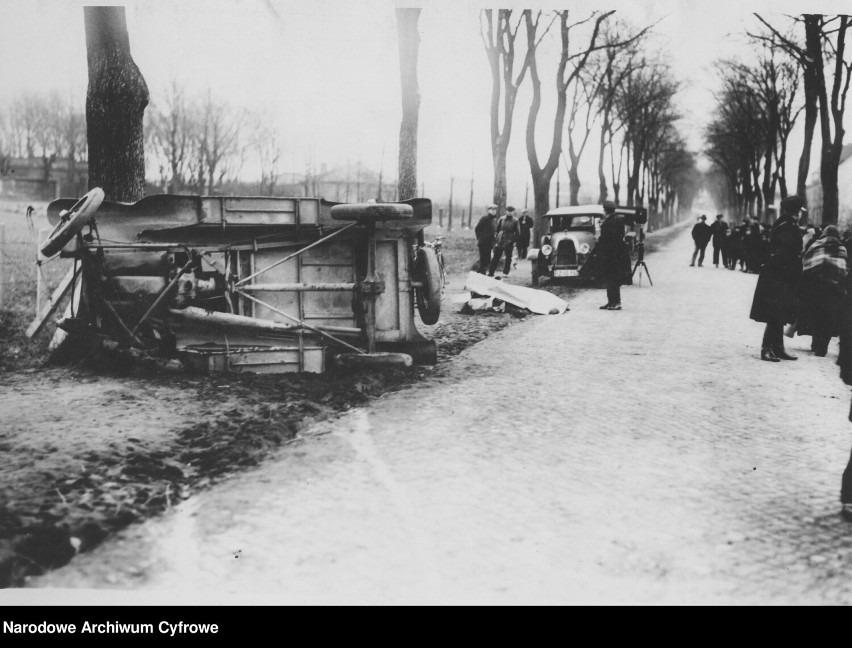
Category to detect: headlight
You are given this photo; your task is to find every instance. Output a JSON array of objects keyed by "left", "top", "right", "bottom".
[
  {"left": 579, "top": 243, "right": 590, "bottom": 254},
  {"left": 541, "top": 244, "right": 553, "bottom": 257}
]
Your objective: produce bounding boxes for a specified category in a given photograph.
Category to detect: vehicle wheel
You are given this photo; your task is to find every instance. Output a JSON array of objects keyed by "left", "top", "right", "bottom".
[
  {"left": 40, "top": 187, "right": 105, "bottom": 258},
  {"left": 414, "top": 246, "right": 441, "bottom": 325}
]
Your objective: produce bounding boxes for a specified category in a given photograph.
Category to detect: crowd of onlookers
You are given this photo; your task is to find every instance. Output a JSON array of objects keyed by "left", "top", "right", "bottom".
[{"left": 689, "top": 212, "right": 804, "bottom": 273}]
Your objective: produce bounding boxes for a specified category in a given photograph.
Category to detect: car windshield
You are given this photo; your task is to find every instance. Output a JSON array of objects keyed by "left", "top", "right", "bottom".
[{"left": 548, "top": 214, "right": 597, "bottom": 231}]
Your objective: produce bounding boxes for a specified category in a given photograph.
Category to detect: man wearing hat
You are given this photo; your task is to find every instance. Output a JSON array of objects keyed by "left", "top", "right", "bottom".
[
  {"left": 596, "top": 200, "right": 632, "bottom": 310},
  {"left": 750, "top": 195, "right": 806, "bottom": 361},
  {"left": 517, "top": 208, "right": 535, "bottom": 260},
  {"left": 474, "top": 204, "right": 498, "bottom": 274},
  {"left": 690, "top": 215, "right": 712, "bottom": 267},
  {"left": 488, "top": 205, "right": 521, "bottom": 278},
  {"left": 710, "top": 214, "right": 729, "bottom": 267}
]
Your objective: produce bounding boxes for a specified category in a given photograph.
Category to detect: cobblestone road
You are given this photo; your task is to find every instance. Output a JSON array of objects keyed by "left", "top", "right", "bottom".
[{"left": 26, "top": 225, "right": 852, "bottom": 604}]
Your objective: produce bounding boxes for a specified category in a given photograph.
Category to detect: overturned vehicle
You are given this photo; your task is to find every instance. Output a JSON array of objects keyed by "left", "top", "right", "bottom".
[
  {"left": 528, "top": 204, "right": 647, "bottom": 286},
  {"left": 39, "top": 189, "right": 442, "bottom": 373}
]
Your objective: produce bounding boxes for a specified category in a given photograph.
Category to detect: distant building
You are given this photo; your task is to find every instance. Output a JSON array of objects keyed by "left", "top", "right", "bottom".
[
  {"left": 303, "top": 163, "right": 397, "bottom": 203},
  {"left": 0, "top": 156, "right": 88, "bottom": 202},
  {"left": 805, "top": 143, "right": 852, "bottom": 233}
]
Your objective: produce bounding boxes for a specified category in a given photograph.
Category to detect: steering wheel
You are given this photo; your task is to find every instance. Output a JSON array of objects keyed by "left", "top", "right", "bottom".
[{"left": 40, "top": 187, "right": 105, "bottom": 258}]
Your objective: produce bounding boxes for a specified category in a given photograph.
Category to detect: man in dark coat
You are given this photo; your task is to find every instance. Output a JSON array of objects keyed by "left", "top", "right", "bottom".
[
  {"left": 597, "top": 200, "right": 632, "bottom": 310},
  {"left": 836, "top": 243, "right": 852, "bottom": 521},
  {"left": 749, "top": 195, "right": 805, "bottom": 362},
  {"left": 728, "top": 221, "right": 746, "bottom": 270},
  {"left": 488, "top": 205, "right": 521, "bottom": 278},
  {"left": 517, "top": 208, "right": 535, "bottom": 260},
  {"left": 690, "top": 215, "right": 712, "bottom": 267},
  {"left": 474, "top": 204, "right": 498, "bottom": 274},
  {"left": 709, "top": 214, "right": 729, "bottom": 267}
]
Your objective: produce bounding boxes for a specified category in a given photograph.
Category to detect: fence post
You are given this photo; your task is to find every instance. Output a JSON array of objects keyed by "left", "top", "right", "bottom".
[
  {"left": 36, "top": 227, "right": 48, "bottom": 315},
  {"left": 0, "top": 223, "right": 5, "bottom": 309}
]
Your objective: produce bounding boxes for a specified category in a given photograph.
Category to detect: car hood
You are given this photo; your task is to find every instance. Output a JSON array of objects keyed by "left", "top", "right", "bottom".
[{"left": 548, "top": 230, "right": 596, "bottom": 247}]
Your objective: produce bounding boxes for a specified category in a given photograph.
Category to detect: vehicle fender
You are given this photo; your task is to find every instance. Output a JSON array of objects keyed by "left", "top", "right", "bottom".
[{"left": 527, "top": 248, "right": 539, "bottom": 261}]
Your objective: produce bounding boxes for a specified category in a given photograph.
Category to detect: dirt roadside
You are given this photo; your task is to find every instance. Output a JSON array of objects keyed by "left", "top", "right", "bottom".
[
  {"left": 0, "top": 266, "right": 518, "bottom": 588},
  {"left": 0, "top": 220, "right": 687, "bottom": 588}
]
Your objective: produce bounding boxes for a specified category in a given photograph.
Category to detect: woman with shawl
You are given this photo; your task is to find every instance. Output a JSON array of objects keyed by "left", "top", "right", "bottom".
[{"left": 798, "top": 225, "right": 848, "bottom": 356}]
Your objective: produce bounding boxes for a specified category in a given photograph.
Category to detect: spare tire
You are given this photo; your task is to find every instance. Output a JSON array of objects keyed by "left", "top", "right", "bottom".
[
  {"left": 414, "top": 246, "right": 441, "bottom": 325},
  {"left": 40, "top": 187, "right": 105, "bottom": 258}
]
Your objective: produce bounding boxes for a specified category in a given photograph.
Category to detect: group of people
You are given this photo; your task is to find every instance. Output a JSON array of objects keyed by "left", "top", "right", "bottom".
[
  {"left": 474, "top": 200, "right": 633, "bottom": 309},
  {"left": 690, "top": 213, "right": 771, "bottom": 272},
  {"left": 474, "top": 204, "right": 534, "bottom": 278},
  {"left": 743, "top": 195, "right": 852, "bottom": 522}
]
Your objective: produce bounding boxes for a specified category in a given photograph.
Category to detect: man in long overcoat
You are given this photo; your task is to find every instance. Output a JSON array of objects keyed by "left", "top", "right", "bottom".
[
  {"left": 517, "top": 208, "right": 535, "bottom": 260},
  {"left": 690, "top": 215, "right": 712, "bottom": 266},
  {"left": 596, "top": 200, "right": 632, "bottom": 310},
  {"left": 710, "top": 214, "right": 729, "bottom": 267},
  {"left": 749, "top": 194, "right": 805, "bottom": 362},
  {"left": 474, "top": 204, "right": 498, "bottom": 274}
]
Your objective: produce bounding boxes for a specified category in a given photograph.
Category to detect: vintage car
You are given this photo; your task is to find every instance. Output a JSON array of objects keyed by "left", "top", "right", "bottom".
[
  {"left": 528, "top": 204, "right": 647, "bottom": 286},
  {"left": 33, "top": 189, "right": 442, "bottom": 374}
]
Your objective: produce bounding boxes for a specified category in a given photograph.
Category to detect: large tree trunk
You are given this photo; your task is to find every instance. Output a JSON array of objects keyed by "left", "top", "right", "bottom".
[
  {"left": 796, "top": 15, "right": 821, "bottom": 204},
  {"left": 531, "top": 173, "right": 550, "bottom": 245},
  {"left": 597, "top": 118, "right": 609, "bottom": 202},
  {"left": 396, "top": 8, "right": 421, "bottom": 201},
  {"left": 85, "top": 6, "right": 149, "bottom": 202}
]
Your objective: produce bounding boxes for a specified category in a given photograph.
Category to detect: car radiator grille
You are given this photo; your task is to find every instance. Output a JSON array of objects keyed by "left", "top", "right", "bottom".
[{"left": 555, "top": 239, "right": 577, "bottom": 266}]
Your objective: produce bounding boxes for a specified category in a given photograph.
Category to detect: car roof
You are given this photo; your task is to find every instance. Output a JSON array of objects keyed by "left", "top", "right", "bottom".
[
  {"left": 545, "top": 204, "right": 647, "bottom": 218},
  {"left": 545, "top": 205, "right": 603, "bottom": 217}
]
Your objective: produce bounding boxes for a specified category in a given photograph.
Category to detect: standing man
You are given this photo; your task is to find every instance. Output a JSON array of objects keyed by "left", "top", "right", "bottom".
[
  {"left": 474, "top": 204, "right": 498, "bottom": 274},
  {"left": 597, "top": 200, "right": 632, "bottom": 310},
  {"left": 488, "top": 205, "right": 521, "bottom": 278},
  {"left": 517, "top": 208, "right": 535, "bottom": 260},
  {"left": 749, "top": 195, "right": 806, "bottom": 362},
  {"left": 690, "top": 215, "right": 712, "bottom": 267},
  {"left": 710, "top": 214, "right": 729, "bottom": 268}
]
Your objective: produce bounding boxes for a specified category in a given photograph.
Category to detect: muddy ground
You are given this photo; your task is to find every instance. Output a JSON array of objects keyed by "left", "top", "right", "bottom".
[
  {"left": 0, "top": 276, "right": 520, "bottom": 588},
  {"left": 0, "top": 222, "right": 683, "bottom": 588}
]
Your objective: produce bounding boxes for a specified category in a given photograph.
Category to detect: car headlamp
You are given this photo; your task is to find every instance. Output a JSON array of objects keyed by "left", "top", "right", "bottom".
[
  {"left": 541, "top": 244, "right": 553, "bottom": 257},
  {"left": 579, "top": 243, "right": 590, "bottom": 254}
]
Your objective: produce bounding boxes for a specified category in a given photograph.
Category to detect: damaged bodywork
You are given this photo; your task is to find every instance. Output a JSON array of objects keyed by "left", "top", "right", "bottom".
[{"left": 39, "top": 190, "right": 441, "bottom": 373}]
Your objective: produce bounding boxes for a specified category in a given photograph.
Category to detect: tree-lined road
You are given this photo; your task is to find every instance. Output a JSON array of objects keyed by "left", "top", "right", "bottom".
[{"left": 27, "top": 225, "right": 852, "bottom": 604}]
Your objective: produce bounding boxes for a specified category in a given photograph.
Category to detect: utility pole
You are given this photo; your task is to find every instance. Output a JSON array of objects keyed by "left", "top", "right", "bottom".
[
  {"left": 448, "top": 176, "right": 454, "bottom": 232},
  {"left": 468, "top": 174, "right": 474, "bottom": 229}
]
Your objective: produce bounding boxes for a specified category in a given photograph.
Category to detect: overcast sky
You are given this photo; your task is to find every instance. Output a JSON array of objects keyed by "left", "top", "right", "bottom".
[{"left": 1, "top": 0, "right": 851, "bottom": 206}]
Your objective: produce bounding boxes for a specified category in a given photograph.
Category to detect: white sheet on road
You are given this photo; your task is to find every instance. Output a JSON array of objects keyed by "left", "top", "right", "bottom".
[{"left": 463, "top": 271, "right": 569, "bottom": 315}]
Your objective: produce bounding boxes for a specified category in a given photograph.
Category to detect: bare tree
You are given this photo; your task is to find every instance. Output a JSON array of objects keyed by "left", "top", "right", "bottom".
[
  {"left": 198, "top": 90, "right": 241, "bottom": 195},
  {"left": 481, "top": 9, "right": 537, "bottom": 213},
  {"left": 616, "top": 64, "right": 679, "bottom": 207},
  {"left": 249, "top": 113, "right": 283, "bottom": 196},
  {"left": 397, "top": 8, "right": 421, "bottom": 201},
  {"left": 148, "top": 79, "right": 195, "bottom": 193},
  {"left": 84, "top": 5, "right": 149, "bottom": 201},
  {"left": 524, "top": 10, "right": 613, "bottom": 239},
  {"left": 589, "top": 22, "right": 646, "bottom": 202},
  {"left": 753, "top": 14, "right": 852, "bottom": 224}
]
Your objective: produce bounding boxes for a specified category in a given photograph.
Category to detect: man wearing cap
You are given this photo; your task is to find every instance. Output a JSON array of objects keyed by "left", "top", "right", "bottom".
[
  {"left": 710, "top": 214, "right": 729, "bottom": 267},
  {"left": 488, "top": 205, "right": 521, "bottom": 278},
  {"left": 474, "top": 204, "right": 498, "bottom": 274},
  {"left": 690, "top": 215, "right": 712, "bottom": 267},
  {"left": 517, "top": 208, "right": 535, "bottom": 260},
  {"left": 750, "top": 195, "right": 806, "bottom": 362},
  {"left": 596, "top": 200, "right": 632, "bottom": 310}
]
